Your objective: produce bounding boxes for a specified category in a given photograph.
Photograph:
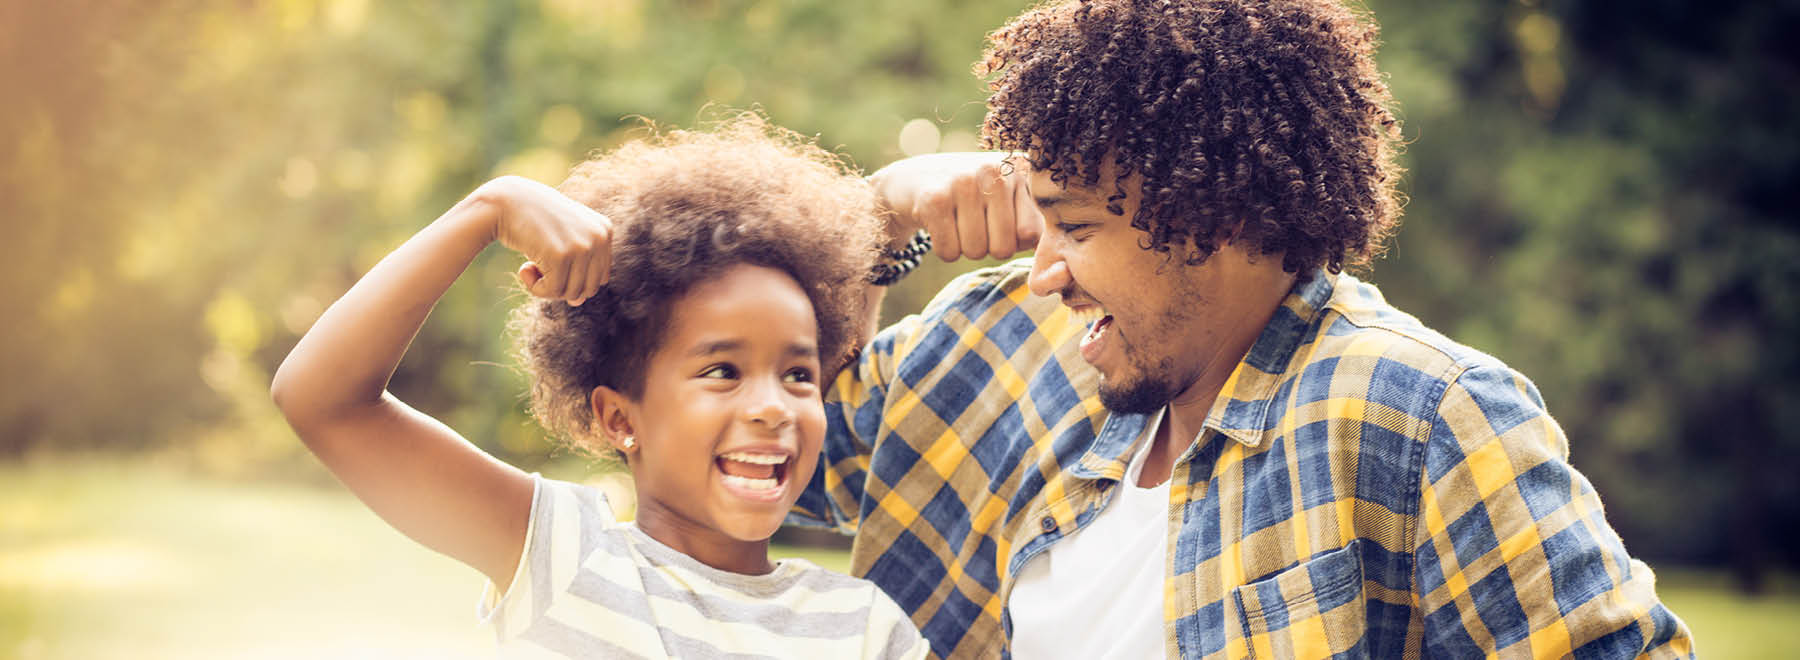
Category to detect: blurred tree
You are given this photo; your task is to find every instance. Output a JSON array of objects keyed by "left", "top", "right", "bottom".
[{"left": 0, "top": 2, "right": 227, "bottom": 456}]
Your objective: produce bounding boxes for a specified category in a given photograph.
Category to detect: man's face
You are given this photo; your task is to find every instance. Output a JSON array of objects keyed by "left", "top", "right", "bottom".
[{"left": 1025, "top": 164, "right": 1252, "bottom": 414}]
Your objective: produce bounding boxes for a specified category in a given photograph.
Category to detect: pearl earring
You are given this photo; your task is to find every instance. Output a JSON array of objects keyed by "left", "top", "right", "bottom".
[{"left": 621, "top": 436, "right": 636, "bottom": 450}]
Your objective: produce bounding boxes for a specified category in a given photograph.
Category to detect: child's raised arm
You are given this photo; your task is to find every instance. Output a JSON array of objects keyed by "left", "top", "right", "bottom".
[{"left": 270, "top": 175, "right": 613, "bottom": 590}]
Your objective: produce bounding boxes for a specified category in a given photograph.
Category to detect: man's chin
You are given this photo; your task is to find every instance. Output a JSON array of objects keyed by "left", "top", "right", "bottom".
[{"left": 1098, "top": 376, "right": 1177, "bottom": 415}]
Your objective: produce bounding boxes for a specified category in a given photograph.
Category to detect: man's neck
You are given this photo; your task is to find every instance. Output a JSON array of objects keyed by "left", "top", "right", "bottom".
[
  {"left": 1140, "top": 261, "right": 1295, "bottom": 486},
  {"left": 1138, "top": 333, "right": 1266, "bottom": 488},
  {"left": 1138, "top": 380, "right": 1231, "bottom": 489}
]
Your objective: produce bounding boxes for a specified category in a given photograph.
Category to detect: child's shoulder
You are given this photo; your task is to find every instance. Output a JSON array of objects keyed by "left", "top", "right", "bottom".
[
  {"left": 519, "top": 474, "right": 637, "bottom": 570},
  {"left": 531, "top": 474, "right": 621, "bottom": 529}
]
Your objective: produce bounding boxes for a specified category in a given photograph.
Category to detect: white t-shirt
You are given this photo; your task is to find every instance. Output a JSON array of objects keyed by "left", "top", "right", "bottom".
[
  {"left": 481, "top": 475, "right": 929, "bottom": 659},
  {"left": 1010, "top": 407, "right": 1170, "bottom": 659}
]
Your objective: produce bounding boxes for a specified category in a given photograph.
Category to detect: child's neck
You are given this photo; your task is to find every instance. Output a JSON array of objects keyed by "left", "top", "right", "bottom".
[{"left": 634, "top": 502, "right": 776, "bottom": 575}]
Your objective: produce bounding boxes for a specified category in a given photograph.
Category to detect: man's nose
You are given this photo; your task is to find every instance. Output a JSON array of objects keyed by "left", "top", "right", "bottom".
[{"left": 1028, "top": 234, "right": 1071, "bottom": 298}]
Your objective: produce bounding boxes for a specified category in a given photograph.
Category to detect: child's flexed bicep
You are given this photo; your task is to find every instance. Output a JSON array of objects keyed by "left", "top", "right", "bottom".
[{"left": 270, "top": 176, "right": 613, "bottom": 591}]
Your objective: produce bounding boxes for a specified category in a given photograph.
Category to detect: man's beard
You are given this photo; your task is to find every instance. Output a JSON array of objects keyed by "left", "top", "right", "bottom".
[{"left": 1096, "top": 355, "right": 1181, "bottom": 414}]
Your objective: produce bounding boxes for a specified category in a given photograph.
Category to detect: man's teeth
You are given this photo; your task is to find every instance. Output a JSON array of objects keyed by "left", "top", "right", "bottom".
[
  {"left": 720, "top": 452, "right": 785, "bottom": 465},
  {"left": 1085, "top": 314, "right": 1111, "bottom": 340},
  {"left": 721, "top": 474, "right": 779, "bottom": 490}
]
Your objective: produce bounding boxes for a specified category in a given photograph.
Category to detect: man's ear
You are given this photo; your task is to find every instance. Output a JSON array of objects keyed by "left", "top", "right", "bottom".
[{"left": 590, "top": 385, "right": 638, "bottom": 454}]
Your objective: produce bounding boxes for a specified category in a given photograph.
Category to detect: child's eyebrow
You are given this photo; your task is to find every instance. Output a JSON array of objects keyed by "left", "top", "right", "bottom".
[
  {"left": 688, "top": 340, "right": 744, "bottom": 357},
  {"left": 686, "top": 340, "right": 818, "bottom": 359}
]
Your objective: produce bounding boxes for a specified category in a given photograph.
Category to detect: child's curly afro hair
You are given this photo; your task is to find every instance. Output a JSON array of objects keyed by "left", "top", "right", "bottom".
[{"left": 510, "top": 113, "right": 882, "bottom": 454}]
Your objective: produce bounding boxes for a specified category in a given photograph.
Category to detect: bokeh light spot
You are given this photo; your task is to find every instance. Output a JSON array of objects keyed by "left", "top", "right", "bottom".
[
  {"left": 325, "top": 0, "right": 369, "bottom": 35},
  {"left": 898, "top": 118, "right": 942, "bottom": 156},
  {"left": 491, "top": 147, "right": 573, "bottom": 186},
  {"left": 279, "top": 157, "right": 319, "bottom": 199},
  {"left": 538, "top": 105, "right": 585, "bottom": 146},
  {"left": 205, "top": 291, "right": 263, "bottom": 356}
]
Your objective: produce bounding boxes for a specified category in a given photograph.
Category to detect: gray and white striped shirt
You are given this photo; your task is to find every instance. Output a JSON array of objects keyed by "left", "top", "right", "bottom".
[{"left": 480, "top": 475, "right": 929, "bottom": 659}]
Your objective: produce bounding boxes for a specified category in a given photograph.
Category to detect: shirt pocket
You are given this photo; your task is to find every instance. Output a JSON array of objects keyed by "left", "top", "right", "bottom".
[{"left": 1230, "top": 539, "right": 1370, "bottom": 660}]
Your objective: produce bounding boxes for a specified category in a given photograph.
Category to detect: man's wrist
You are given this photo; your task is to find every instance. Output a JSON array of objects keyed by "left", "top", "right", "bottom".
[{"left": 869, "top": 229, "right": 931, "bottom": 286}]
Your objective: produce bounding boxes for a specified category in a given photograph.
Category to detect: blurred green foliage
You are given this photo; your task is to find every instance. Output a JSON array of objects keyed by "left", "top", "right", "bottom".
[{"left": 1, "top": 0, "right": 1794, "bottom": 585}]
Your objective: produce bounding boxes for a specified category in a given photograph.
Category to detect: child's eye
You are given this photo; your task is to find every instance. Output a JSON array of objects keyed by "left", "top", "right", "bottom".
[
  {"left": 700, "top": 364, "right": 739, "bottom": 380},
  {"left": 783, "top": 367, "right": 815, "bottom": 384}
]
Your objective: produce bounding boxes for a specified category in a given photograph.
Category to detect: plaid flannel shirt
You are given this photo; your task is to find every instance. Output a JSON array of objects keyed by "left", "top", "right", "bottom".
[{"left": 789, "top": 261, "right": 1692, "bottom": 659}]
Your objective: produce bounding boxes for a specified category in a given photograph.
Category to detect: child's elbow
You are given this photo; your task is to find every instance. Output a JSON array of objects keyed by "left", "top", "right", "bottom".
[{"left": 268, "top": 359, "right": 314, "bottom": 427}]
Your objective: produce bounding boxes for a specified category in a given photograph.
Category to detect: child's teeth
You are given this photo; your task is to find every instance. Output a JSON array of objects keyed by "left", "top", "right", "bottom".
[
  {"left": 722, "top": 452, "right": 785, "bottom": 465},
  {"left": 721, "top": 474, "right": 779, "bottom": 490}
]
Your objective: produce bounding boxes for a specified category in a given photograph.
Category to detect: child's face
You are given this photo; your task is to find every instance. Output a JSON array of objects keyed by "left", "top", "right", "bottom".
[{"left": 620, "top": 263, "right": 826, "bottom": 570}]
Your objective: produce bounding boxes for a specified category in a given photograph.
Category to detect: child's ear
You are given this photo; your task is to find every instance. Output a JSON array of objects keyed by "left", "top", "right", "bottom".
[{"left": 590, "top": 385, "right": 638, "bottom": 455}]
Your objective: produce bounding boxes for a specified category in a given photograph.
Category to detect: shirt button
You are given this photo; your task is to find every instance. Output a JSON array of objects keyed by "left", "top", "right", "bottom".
[{"left": 1040, "top": 516, "right": 1056, "bottom": 533}]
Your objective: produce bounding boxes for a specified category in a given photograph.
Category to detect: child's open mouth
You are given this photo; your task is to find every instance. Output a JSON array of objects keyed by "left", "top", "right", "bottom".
[{"left": 715, "top": 451, "right": 791, "bottom": 500}]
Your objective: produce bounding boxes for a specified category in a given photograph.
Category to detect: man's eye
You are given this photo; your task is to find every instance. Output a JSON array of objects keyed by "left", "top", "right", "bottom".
[
  {"left": 784, "top": 367, "right": 816, "bottom": 384},
  {"left": 700, "top": 364, "right": 739, "bottom": 379}
]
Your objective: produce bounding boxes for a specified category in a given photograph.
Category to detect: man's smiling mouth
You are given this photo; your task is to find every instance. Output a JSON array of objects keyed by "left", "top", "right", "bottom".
[
  {"left": 1066, "top": 295, "right": 1115, "bottom": 366},
  {"left": 1079, "top": 313, "right": 1115, "bottom": 362}
]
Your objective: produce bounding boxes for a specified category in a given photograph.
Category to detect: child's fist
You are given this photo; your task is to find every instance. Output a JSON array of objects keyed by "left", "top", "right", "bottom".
[{"left": 478, "top": 176, "right": 614, "bottom": 306}]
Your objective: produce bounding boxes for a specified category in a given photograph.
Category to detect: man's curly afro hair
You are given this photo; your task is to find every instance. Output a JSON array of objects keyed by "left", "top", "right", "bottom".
[
  {"left": 510, "top": 114, "right": 881, "bottom": 453},
  {"left": 977, "top": 0, "right": 1403, "bottom": 276}
]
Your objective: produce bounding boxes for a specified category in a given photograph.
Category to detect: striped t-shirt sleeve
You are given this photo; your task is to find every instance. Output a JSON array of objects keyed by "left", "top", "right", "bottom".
[
  {"left": 479, "top": 475, "right": 596, "bottom": 632},
  {"left": 479, "top": 475, "right": 671, "bottom": 658},
  {"left": 863, "top": 589, "right": 931, "bottom": 660}
]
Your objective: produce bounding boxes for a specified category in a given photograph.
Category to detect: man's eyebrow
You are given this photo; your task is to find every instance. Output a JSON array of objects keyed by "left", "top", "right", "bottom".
[{"left": 1034, "top": 186, "right": 1097, "bottom": 210}]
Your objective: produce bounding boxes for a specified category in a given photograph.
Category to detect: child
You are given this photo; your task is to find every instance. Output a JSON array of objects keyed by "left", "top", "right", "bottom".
[{"left": 271, "top": 115, "right": 929, "bottom": 659}]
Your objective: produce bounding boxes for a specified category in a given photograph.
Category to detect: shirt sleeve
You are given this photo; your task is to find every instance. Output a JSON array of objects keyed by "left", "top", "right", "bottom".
[
  {"left": 862, "top": 586, "right": 933, "bottom": 660},
  {"left": 786, "top": 266, "right": 1006, "bottom": 533},
  {"left": 478, "top": 475, "right": 616, "bottom": 639},
  {"left": 1412, "top": 365, "right": 1694, "bottom": 658}
]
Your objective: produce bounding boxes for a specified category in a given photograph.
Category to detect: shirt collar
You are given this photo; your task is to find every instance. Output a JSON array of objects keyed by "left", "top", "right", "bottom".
[
  {"left": 1075, "top": 409, "right": 1152, "bottom": 479},
  {"left": 1204, "top": 268, "right": 1338, "bottom": 447}
]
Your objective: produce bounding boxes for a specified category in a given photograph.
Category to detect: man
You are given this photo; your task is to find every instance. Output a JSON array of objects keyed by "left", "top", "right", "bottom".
[{"left": 788, "top": 0, "right": 1693, "bottom": 657}]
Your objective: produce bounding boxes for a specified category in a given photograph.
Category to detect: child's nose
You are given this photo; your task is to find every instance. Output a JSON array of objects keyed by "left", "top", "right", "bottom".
[{"left": 744, "top": 382, "right": 795, "bottom": 431}]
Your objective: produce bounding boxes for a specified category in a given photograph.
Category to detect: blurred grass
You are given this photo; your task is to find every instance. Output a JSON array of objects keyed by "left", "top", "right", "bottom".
[{"left": 2, "top": 457, "right": 1794, "bottom": 658}]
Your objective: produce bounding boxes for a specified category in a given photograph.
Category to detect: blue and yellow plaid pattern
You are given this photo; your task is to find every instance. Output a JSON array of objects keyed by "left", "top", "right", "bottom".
[{"left": 789, "top": 261, "right": 1693, "bottom": 659}]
